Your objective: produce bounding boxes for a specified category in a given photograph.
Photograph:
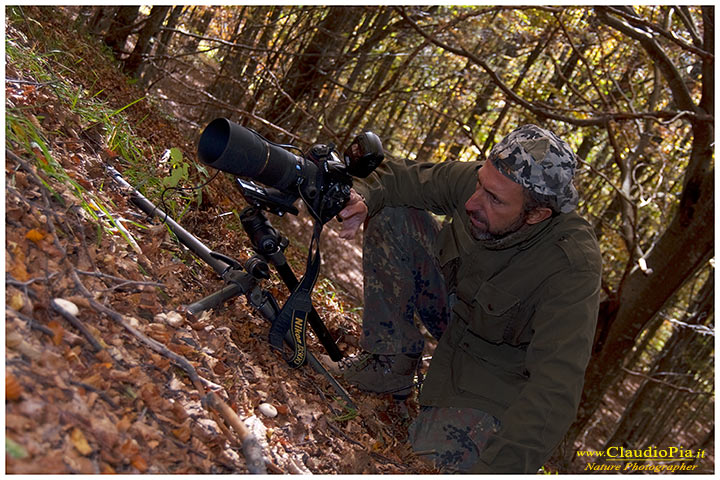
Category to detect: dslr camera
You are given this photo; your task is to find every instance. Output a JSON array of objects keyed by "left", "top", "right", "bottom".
[{"left": 197, "top": 118, "right": 384, "bottom": 223}]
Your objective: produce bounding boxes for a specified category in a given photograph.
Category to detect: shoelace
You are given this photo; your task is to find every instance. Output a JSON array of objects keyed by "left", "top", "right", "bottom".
[
  {"left": 337, "top": 353, "right": 426, "bottom": 395},
  {"left": 338, "top": 353, "right": 392, "bottom": 372}
]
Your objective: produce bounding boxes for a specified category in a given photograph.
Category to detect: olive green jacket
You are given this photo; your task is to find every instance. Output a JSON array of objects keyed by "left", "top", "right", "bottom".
[{"left": 354, "top": 159, "right": 602, "bottom": 473}]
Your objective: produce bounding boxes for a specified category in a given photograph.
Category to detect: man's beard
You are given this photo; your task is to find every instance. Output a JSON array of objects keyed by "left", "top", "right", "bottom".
[{"left": 468, "top": 211, "right": 527, "bottom": 241}]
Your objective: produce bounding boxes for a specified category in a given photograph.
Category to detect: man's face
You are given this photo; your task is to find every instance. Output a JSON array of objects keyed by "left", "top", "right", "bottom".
[{"left": 464, "top": 162, "right": 528, "bottom": 241}]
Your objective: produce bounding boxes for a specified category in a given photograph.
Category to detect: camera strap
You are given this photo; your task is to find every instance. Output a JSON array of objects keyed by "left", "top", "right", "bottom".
[{"left": 268, "top": 220, "right": 323, "bottom": 368}]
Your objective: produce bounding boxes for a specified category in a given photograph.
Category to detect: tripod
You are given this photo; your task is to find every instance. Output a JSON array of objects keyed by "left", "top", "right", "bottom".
[
  {"left": 186, "top": 206, "right": 343, "bottom": 363},
  {"left": 106, "top": 166, "right": 354, "bottom": 409}
]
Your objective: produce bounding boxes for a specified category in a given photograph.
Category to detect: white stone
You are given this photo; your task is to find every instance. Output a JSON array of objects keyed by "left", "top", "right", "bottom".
[
  {"left": 258, "top": 403, "right": 278, "bottom": 418},
  {"left": 52, "top": 298, "right": 79, "bottom": 316},
  {"left": 165, "top": 311, "right": 184, "bottom": 327}
]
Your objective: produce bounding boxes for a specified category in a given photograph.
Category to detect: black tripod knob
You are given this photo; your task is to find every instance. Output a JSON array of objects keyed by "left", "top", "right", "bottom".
[
  {"left": 240, "top": 207, "right": 280, "bottom": 254},
  {"left": 245, "top": 256, "right": 270, "bottom": 280}
]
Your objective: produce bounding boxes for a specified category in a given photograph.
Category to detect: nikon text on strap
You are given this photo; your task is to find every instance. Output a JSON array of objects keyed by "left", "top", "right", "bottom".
[{"left": 268, "top": 221, "right": 323, "bottom": 368}]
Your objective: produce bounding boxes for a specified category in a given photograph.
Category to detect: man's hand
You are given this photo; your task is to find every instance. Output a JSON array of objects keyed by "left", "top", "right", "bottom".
[{"left": 337, "top": 188, "right": 368, "bottom": 239}]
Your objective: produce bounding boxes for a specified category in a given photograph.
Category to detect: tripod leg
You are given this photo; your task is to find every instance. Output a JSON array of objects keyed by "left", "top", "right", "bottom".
[
  {"left": 185, "top": 284, "right": 244, "bottom": 316},
  {"left": 253, "top": 292, "right": 356, "bottom": 410},
  {"left": 306, "top": 350, "right": 357, "bottom": 411}
]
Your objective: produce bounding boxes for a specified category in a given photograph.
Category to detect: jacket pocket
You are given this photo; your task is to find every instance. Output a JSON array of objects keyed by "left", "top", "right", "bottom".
[
  {"left": 434, "top": 223, "right": 459, "bottom": 267},
  {"left": 452, "top": 328, "right": 529, "bottom": 407},
  {"left": 468, "top": 281, "right": 521, "bottom": 343}
]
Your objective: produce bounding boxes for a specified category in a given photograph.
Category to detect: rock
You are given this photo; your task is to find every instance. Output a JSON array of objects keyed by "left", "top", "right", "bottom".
[
  {"left": 52, "top": 298, "right": 79, "bottom": 316},
  {"left": 165, "top": 311, "right": 184, "bottom": 328},
  {"left": 258, "top": 403, "right": 278, "bottom": 418}
]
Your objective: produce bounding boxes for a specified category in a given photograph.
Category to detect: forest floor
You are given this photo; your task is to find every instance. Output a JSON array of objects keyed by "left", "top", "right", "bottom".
[
  {"left": 5, "top": 8, "right": 436, "bottom": 475},
  {"left": 5, "top": 7, "right": 713, "bottom": 475}
]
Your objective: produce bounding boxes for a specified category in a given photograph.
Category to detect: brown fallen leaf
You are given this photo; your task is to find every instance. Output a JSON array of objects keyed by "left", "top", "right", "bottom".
[
  {"left": 172, "top": 419, "right": 192, "bottom": 443},
  {"left": 8, "top": 291, "right": 26, "bottom": 312},
  {"left": 47, "top": 320, "right": 65, "bottom": 345},
  {"left": 118, "top": 437, "right": 140, "bottom": 458},
  {"left": 171, "top": 400, "right": 189, "bottom": 421},
  {"left": 69, "top": 427, "right": 93, "bottom": 456},
  {"left": 131, "top": 454, "right": 149, "bottom": 473},
  {"left": 6, "top": 373, "right": 23, "bottom": 401},
  {"left": 116, "top": 415, "right": 133, "bottom": 433},
  {"left": 25, "top": 228, "right": 46, "bottom": 244},
  {"left": 8, "top": 258, "right": 30, "bottom": 282},
  {"left": 91, "top": 416, "right": 120, "bottom": 450},
  {"left": 65, "top": 295, "right": 91, "bottom": 309}
]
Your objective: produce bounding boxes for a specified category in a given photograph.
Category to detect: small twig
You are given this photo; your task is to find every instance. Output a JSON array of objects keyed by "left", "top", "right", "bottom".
[
  {"left": 7, "top": 148, "right": 266, "bottom": 472},
  {"left": 326, "top": 418, "right": 408, "bottom": 470},
  {"left": 299, "top": 368, "right": 342, "bottom": 416},
  {"left": 70, "top": 269, "right": 266, "bottom": 473},
  {"left": 622, "top": 367, "right": 712, "bottom": 395},
  {"left": 369, "top": 451, "right": 409, "bottom": 470},
  {"left": 76, "top": 269, "right": 164, "bottom": 289},
  {"left": 69, "top": 380, "right": 119, "bottom": 409},
  {"left": 6, "top": 306, "right": 54, "bottom": 337},
  {"left": 6, "top": 77, "right": 60, "bottom": 86},
  {"left": 102, "top": 280, "right": 159, "bottom": 292},
  {"left": 413, "top": 449, "right": 438, "bottom": 456},
  {"left": 6, "top": 272, "right": 59, "bottom": 288},
  {"left": 198, "top": 375, "right": 225, "bottom": 393},
  {"left": 326, "top": 419, "right": 364, "bottom": 448},
  {"left": 50, "top": 298, "right": 105, "bottom": 352},
  {"left": 577, "top": 157, "right": 635, "bottom": 205},
  {"left": 265, "top": 460, "right": 284, "bottom": 474},
  {"left": 204, "top": 393, "right": 267, "bottom": 474}
]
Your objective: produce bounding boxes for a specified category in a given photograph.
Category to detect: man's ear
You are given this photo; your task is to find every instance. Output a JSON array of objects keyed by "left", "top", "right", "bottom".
[{"left": 525, "top": 207, "right": 553, "bottom": 225}]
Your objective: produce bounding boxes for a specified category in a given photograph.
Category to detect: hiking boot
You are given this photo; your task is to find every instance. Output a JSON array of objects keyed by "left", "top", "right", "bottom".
[{"left": 322, "top": 352, "right": 420, "bottom": 398}]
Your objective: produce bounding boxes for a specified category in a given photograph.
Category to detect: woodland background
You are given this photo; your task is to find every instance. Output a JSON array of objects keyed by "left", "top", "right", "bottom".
[{"left": 5, "top": 5, "right": 714, "bottom": 474}]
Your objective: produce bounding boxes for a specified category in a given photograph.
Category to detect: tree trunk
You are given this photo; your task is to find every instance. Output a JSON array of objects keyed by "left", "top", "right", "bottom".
[
  {"left": 566, "top": 119, "right": 714, "bottom": 458},
  {"left": 603, "top": 273, "right": 713, "bottom": 449},
  {"left": 559, "top": 8, "right": 716, "bottom": 462},
  {"left": 89, "top": 6, "right": 117, "bottom": 36},
  {"left": 184, "top": 7, "right": 215, "bottom": 53},
  {"left": 143, "top": 5, "right": 185, "bottom": 85},
  {"left": 381, "top": 95, "right": 411, "bottom": 139},
  {"left": 415, "top": 113, "right": 443, "bottom": 162},
  {"left": 347, "top": 40, "right": 427, "bottom": 143},
  {"left": 262, "top": 7, "right": 362, "bottom": 129},
  {"left": 103, "top": 6, "right": 140, "bottom": 58},
  {"left": 124, "top": 6, "right": 171, "bottom": 77},
  {"left": 318, "top": 8, "right": 394, "bottom": 140},
  {"left": 201, "top": 9, "right": 252, "bottom": 122}
]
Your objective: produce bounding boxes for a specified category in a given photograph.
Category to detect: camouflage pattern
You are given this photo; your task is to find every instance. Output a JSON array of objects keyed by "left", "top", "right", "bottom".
[
  {"left": 360, "top": 206, "right": 501, "bottom": 471},
  {"left": 489, "top": 124, "right": 579, "bottom": 213},
  {"left": 409, "top": 406, "right": 501, "bottom": 473},
  {"left": 360, "top": 206, "right": 450, "bottom": 355}
]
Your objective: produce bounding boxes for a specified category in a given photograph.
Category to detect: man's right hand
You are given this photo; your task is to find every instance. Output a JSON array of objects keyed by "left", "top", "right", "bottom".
[{"left": 337, "top": 188, "right": 367, "bottom": 239}]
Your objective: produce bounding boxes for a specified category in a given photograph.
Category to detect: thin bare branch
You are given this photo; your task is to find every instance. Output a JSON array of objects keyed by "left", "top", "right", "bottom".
[
  {"left": 622, "top": 367, "right": 713, "bottom": 396},
  {"left": 595, "top": 7, "right": 697, "bottom": 113},
  {"left": 606, "top": 6, "right": 712, "bottom": 59},
  {"left": 394, "top": 7, "right": 707, "bottom": 126},
  {"left": 51, "top": 298, "right": 105, "bottom": 352}
]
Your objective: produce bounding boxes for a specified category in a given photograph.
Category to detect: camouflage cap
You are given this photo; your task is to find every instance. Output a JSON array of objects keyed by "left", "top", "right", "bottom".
[{"left": 488, "top": 124, "right": 579, "bottom": 213}]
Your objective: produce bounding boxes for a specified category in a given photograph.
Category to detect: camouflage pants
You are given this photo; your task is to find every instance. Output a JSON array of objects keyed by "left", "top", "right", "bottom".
[
  {"left": 360, "top": 206, "right": 450, "bottom": 355},
  {"left": 409, "top": 406, "right": 501, "bottom": 473},
  {"left": 361, "top": 207, "right": 501, "bottom": 473}
]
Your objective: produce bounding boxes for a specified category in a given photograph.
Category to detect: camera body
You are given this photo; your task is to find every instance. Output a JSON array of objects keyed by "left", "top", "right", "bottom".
[{"left": 198, "top": 118, "right": 384, "bottom": 223}]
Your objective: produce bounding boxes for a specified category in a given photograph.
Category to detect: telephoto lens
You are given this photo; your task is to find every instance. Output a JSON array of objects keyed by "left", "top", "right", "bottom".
[{"left": 198, "top": 118, "right": 310, "bottom": 192}]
